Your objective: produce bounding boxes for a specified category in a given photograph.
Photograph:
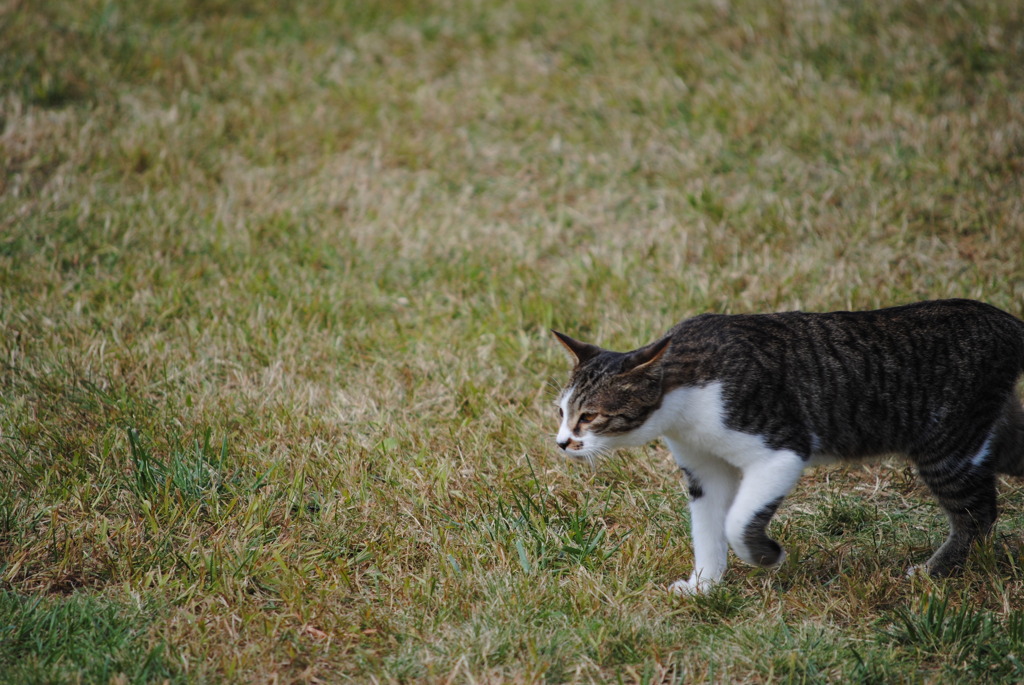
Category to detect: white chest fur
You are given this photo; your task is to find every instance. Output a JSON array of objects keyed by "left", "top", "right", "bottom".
[{"left": 650, "top": 382, "right": 776, "bottom": 470}]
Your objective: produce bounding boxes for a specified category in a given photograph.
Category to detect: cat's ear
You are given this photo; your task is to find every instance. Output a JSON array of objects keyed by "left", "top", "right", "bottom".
[
  {"left": 551, "top": 330, "right": 602, "bottom": 365},
  {"left": 621, "top": 336, "right": 671, "bottom": 374}
]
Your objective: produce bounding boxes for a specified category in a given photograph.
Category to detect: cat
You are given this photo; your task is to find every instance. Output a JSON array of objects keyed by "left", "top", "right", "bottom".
[{"left": 552, "top": 299, "right": 1024, "bottom": 594}]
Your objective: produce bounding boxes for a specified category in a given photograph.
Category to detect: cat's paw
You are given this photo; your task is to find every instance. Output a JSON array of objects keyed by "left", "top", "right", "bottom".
[
  {"left": 668, "top": 576, "right": 716, "bottom": 595},
  {"left": 905, "top": 564, "right": 922, "bottom": 578},
  {"left": 668, "top": 578, "right": 702, "bottom": 595},
  {"left": 906, "top": 564, "right": 936, "bottom": 580}
]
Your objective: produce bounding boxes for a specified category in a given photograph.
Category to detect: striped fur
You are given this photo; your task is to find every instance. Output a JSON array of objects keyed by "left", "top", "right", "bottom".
[{"left": 553, "top": 299, "right": 1024, "bottom": 592}]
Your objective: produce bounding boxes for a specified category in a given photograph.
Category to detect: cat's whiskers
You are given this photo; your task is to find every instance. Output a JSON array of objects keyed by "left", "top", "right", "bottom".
[{"left": 574, "top": 443, "right": 614, "bottom": 469}]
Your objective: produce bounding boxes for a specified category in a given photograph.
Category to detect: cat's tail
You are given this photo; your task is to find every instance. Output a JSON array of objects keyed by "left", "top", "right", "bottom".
[{"left": 992, "top": 396, "right": 1024, "bottom": 477}]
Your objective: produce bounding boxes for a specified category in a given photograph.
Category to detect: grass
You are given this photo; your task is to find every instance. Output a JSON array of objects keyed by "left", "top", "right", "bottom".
[
  {"left": 0, "top": 590, "right": 179, "bottom": 682},
  {"left": 2, "top": 0, "right": 1024, "bottom": 681}
]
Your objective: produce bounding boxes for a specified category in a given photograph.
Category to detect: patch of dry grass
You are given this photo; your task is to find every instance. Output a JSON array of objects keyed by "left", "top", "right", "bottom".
[{"left": 3, "top": 0, "right": 1024, "bottom": 681}]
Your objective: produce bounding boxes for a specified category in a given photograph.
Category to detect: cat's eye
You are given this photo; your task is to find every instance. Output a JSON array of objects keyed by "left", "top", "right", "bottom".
[{"left": 578, "top": 413, "right": 597, "bottom": 424}]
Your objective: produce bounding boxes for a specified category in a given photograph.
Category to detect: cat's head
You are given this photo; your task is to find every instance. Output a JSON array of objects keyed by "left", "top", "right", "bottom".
[{"left": 551, "top": 330, "right": 671, "bottom": 461}]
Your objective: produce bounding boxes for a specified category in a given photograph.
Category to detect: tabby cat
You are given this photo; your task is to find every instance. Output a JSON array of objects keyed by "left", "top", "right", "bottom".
[{"left": 552, "top": 299, "right": 1024, "bottom": 594}]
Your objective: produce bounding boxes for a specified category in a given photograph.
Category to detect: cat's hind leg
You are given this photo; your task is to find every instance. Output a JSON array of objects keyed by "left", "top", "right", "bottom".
[
  {"left": 725, "top": 449, "right": 805, "bottom": 568},
  {"left": 916, "top": 446, "right": 998, "bottom": 577},
  {"left": 992, "top": 397, "right": 1024, "bottom": 477},
  {"left": 666, "top": 439, "right": 740, "bottom": 595}
]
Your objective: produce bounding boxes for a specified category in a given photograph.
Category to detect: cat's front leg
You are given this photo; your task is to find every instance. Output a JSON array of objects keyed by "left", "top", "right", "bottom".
[
  {"left": 725, "top": 449, "right": 805, "bottom": 569},
  {"left": 666, "top": 439, "right": 740, "bottom": 595}
]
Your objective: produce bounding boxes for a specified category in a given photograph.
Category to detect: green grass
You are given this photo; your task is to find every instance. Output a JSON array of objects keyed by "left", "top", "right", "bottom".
[
  {"left": 0, "top": 591, "right": 179, "bottom": 682},
  {"left": 3, "top": 0, "right": 1024, "bottom": 681}
]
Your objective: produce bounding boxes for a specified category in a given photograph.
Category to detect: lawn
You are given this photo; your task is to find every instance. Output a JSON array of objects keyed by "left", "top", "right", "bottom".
[{"left": 3, "top": 0, "right": 1024, "bottom": 681}]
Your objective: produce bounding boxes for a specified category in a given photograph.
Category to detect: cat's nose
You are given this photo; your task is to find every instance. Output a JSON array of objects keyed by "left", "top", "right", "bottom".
[{"left": 557, "top": 438, "right": 570, "bottom": 450}]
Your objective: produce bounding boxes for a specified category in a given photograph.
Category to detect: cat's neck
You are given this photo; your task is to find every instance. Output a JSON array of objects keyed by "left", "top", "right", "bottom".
[{"left": 653, "top": 382, "right": 727, "bottom": 441}]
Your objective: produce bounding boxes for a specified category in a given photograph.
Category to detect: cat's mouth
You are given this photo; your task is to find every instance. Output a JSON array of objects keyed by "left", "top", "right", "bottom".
[
  {"left": 562, "top": 438, "right": 585, "bottom": 452},
  {"left": 559, "top": 442, "right": 604, "bottom": 464}
]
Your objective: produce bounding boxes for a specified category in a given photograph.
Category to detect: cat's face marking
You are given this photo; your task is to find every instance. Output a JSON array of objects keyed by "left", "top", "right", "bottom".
[
  {"left": 551, "top": 331, "right": 672, "bottom": 461},
  {"left": 555, "top": 387, "right": 587, "bottom": 455},
  {"left": 556, "top": 381, "right": 641, "bottom": 460}
]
